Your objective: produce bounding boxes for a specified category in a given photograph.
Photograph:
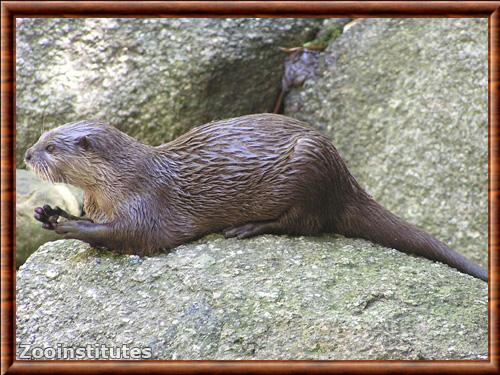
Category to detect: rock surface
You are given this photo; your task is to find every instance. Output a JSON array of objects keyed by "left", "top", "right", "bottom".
[
  {"left": 16, "top": 169, "right": 82, "bottom": 268},
  {"left": 16, "top": 18, "right": 321, "bottom": 167},
  {"left": 285, "top": 18, "right": 488, "bottom": 268},
  {"left": 17, "top": 236, "right": 487, "bottom": 360}
]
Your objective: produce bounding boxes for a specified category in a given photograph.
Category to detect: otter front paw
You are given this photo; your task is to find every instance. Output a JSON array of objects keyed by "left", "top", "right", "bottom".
[
  {"left": 54, "top": 220, "right": 91, "bottom": 239},
  {"left": 34, "top": 205, "right": 63, "bottom": 230},
  {"left": 54, "top": 220, "right": 106, "bottom": 249}
]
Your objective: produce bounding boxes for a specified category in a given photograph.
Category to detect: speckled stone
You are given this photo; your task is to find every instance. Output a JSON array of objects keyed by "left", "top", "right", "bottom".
[{"left": 17, "top": 236, "right": 487, "bottom": 360}]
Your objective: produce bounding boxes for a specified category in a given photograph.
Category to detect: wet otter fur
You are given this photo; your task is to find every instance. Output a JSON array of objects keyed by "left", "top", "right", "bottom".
[{"left": 25, "top": 113, "right": 488, "bottom": 281}]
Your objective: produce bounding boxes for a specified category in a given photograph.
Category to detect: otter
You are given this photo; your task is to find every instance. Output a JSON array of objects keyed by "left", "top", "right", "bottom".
[{"left": 24, "top": 113, "right": 488, "bottom": 282}]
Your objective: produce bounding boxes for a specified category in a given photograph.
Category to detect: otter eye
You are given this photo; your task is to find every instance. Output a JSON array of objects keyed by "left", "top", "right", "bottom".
[
  {"left": 77, "top": 136, "right": 91, "bottom": 151},
  {"left": 45, "top": 144, "right": 55, "bottom": 153}
]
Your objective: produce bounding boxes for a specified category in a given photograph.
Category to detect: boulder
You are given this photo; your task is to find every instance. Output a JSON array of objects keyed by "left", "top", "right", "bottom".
[
  {"left": 16, "top": 169, "right": 82, "bottom": 267},
  {"left": 17, "top": 236, "right": 487, "bottom": 360},
  {"left": 284, "top": 18, "right": 488, "bottom": 267},
  {"left": 16, "top": 18, "right": 321, "bottom": 167}
]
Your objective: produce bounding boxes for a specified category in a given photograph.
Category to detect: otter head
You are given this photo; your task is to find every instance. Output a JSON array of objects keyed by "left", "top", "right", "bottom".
[{"left": 24, "top": 120, "right": 134, "bottom": 190}]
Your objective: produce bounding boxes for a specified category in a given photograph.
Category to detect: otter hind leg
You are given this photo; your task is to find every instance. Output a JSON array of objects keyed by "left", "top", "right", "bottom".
[
  {"left": 223, "top": 204, "right": 325, "bottom": 240},
  {"left": 223, "top": 220, "right": 283, "bottom": 239}
]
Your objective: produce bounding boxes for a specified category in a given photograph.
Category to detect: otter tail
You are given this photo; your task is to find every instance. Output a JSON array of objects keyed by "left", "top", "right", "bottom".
[{"left": 336, "top": 196, "right": 488, "bottom": 282}]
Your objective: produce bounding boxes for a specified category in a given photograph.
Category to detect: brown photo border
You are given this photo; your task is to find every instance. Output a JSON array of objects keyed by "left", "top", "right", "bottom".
[{"left": 1, "top": 1, "right": 499, "bottom": 374}]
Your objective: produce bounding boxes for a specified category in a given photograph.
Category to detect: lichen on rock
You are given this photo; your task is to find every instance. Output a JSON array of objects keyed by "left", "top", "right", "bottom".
[{"left": 16, "top": 236, "right": 487, "bottom": 360}]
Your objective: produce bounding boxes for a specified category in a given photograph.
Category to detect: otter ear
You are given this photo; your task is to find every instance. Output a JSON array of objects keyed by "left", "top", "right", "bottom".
[{"left": 76, "top": 136, "right": 92, "bottom": 151}]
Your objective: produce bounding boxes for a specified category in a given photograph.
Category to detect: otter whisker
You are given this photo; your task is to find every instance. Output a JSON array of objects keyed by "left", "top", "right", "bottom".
[
  {"left": 35, "top": 163, "right": 44, "bottom": 181},
  {"left": 42, "top": 162, "right": 53, "bottom": 184},
  {"left": 41, "top": 164, "right": 49, "bottom": 183}
]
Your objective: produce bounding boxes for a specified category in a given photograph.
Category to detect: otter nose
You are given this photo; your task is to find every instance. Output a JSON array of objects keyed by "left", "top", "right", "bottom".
[{"left": 25, "top": 149, "right": 33, "bottom": 162}]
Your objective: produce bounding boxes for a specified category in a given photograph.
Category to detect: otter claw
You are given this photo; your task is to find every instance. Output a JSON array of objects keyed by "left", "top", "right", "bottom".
[
  {"left": 223, "top": 224, "right": 257, "bottom": 239},
  {"left": 42, "top": 204, "right": 62, "bottom": 217}
]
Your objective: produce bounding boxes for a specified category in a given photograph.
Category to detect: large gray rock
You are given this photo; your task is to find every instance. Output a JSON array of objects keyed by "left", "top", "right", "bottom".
[
  {"left": 285, "top": 18, "right": 488, "bottom": 267},
  {"left": 17, "top": 236, "right": 487, "bottom": 360},
  {"left": 16, "top": 169, "right": 82, "bottom": 268},
  {"left": 16, "top": 18, "right": 321, "bottom": 167}
]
